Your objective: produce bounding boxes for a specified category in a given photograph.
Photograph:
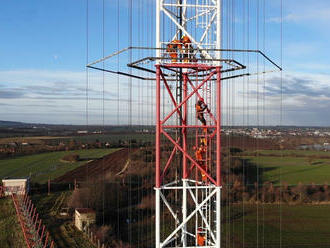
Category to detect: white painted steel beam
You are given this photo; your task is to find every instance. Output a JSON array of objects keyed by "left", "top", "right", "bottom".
[{"left": 161, "top": 188, "right": 217, "bottom": 247}]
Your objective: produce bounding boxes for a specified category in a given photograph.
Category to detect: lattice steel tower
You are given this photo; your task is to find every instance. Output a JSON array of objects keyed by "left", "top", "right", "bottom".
[{"left": 155, "top": 1, "right": 222, "bottom": 247}]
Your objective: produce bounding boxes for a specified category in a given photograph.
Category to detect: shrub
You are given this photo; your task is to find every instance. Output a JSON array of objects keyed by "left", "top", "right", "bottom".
[{"left": 61, "top": 153, "right": 80, "bottom": 162}]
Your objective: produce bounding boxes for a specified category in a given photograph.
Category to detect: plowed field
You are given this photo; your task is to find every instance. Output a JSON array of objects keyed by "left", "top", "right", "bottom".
[{"left": 53, "top": 148, "right": 130, "bottom": 182}]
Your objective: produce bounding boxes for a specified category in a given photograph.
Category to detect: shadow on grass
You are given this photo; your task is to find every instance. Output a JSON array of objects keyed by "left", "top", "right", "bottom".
[{"left": 236, "top": 158, "right": 277, "bottom": 187}]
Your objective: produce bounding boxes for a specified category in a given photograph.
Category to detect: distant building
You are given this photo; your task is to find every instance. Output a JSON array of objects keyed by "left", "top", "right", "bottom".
[
  {"left": 77, "top": 130, "right": 88, "bottom": 134},
  {"left": 75, "top": 208, "right": 96, "bottom": 231},
  {"left": 2, "top": 178, "right": 30, "bottom": 196}
]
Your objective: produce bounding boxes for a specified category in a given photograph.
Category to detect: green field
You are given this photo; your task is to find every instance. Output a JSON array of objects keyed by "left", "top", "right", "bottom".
[
  {"left": 223, "top": 204, "right": 330, "bottom": 248},
  {"left": 0, "top": 149, "right": 119, "bottom": 183},
  {"left": 245, "top": 149, "right": 330, "bottom": 157},
  {"left": 241, "top": 150, "right": 330, "bottom": 185},
  {"left": 59, "top": 133, "right": 154, "bottom": 144},
  {"left": 0, "top": 197, "right": 26, "bottom": 248}
]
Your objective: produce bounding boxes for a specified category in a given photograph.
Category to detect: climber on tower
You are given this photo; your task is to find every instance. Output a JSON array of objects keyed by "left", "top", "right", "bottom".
[
  {"left": 196, "top": 98, "right": 209, "bottom": 133},
  {"left": 181, "top": 35, "right": 196, "bottom": 62},
  {"left": 196, "top": 228, "right": 206, "bottom": 246},
  {"left": 193, "top": 143, "right": 208, "bottom": 182},
  {"left": 166, "top": 39, "right": 182, "bottom": 62}
]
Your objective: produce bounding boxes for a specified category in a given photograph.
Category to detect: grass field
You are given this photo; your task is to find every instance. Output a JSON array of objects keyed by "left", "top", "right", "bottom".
[
  {"left": 67, "top": 133, "right": 154, "bottom": 143},
  {"left": 223, "top": 204, "right": 330, "bottom": 248},
  {"left": 0, "top": 136, "right": 66, "bottom": 144},
  {"left": 241, "top": 150, "right": 330, "bottom": 185},
  {"left": 245, "top": 149, "right": 330, "bottom": 157},
  {"left": 0, "top": 148, "right": 119, "bottom": 183},
  {"left": 0, "top": 197, "right": 26, "bottom": 248}
]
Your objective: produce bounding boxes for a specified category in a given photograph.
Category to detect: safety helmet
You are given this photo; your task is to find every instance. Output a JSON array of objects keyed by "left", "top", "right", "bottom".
[{"left": 181, "top": 35, "right": 191, "bottom": 43}]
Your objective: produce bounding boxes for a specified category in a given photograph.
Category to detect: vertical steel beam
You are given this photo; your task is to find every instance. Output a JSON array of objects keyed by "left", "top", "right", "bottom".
[
  {"left": 216, "top": 65, "right": 222, "bottom": 248},
  {"left": 155, "top": 64, "right": 161, "bottom": 248},
  {"left": 216, "top": 0, "right": 222, "bottom": 63},
  {"left": 216, "top": 66, "right": 221, "bottom": 186},
  {"left": 182, "top": 73, "right": 189, "bottom": 246},
  {"left": 183, "top": 73, "right": 188, "bottom": 178},
  {"left": 216, "top": 188, "right": 221, "bottom": 248},
  {"left": 156, "top": 0, "right": 161, "bottom": 63}
]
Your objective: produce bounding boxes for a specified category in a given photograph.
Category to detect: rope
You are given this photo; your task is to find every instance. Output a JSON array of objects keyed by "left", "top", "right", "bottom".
[
  {"left": 102, "top": 0, "right": 105, "bottom": 227},
  {"left": 280, "top": 0, "right": 283, "bottom": 247},
  {"left": 116, "top": 0, "right": 120, "bottom": 240},
  {"left": 85, "top": 0, "right": 90, "bottom": 209}
]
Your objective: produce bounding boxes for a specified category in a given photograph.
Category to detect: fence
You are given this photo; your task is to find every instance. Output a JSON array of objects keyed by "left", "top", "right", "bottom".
[
  {"left": 11, "top": 193, "right": 55, "bottom": 248},
  {"left": 84, "top": 225, "right": 109, "bottom": 248}
]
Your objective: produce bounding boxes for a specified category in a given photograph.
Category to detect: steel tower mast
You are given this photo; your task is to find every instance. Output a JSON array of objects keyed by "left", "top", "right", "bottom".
[
  {"left": 85, "top": 2, "right": 282, "bottom": 247},
  {"left": 155, "top": 1, "right": 222, "bottom": 247}
]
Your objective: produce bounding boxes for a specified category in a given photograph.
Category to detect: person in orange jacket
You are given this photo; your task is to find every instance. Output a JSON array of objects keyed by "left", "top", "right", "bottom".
[
  {"left": 196, "top": 98, "right": 208, "bottom": 133},
  {"left": 194, "top": 144, "right": 208, "bottom": 182},
  {"left": 166, "top": 39, "right": 182, "bottom": 62},
  {"left": 196, "top": 228, "right": 206, "bottom": 246},
  {"left": 181, "top": 35, "right": 195, "bottom": 62}
]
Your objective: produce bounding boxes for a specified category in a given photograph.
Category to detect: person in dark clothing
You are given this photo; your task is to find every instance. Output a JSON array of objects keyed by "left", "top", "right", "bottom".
[{"left": 196, "top": 98, "right": 208, "bottom": 132}]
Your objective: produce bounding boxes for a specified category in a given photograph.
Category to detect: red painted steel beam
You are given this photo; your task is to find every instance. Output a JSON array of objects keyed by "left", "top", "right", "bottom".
[
  {"left": 183, "top": 73, "right": 188, "bottom": 179},
  {"left": 162, "top": 130, "right": 216, "bottom": 185},
  {"left": 160, "top": 138, "right": 179, "bottom": 184},
  {"left": 162, "top": 125, "right": 216, "bottom": 128},
  {"left": 161, "top": 70, "right": 216, "bottom": 124},
  {"left": 161, "top": 63, "right": 216, "bottom": 70},
  {"left": 216, "top": 66, "right": 221, "bottom": 186},
  {"left": 186, "top": 76, "right": 217, "bottom": 123},
  {"left": 160, "top": 69, "right": 183, "bottom": 122}
]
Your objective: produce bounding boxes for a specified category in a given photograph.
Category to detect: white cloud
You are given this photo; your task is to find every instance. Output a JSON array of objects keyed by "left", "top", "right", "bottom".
[
  {"left": 1, "top": 68, "right": 330, "bottom": 126},
  {"left": 268, "top": 1, "right": 330, "bottom": 23}
]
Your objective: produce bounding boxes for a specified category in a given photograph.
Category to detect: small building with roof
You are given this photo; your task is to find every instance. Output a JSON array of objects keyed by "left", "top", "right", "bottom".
[
  {"left": 75, "top": 208, "right": 96, "bottom": 231},
  {"left": 2, "top": 177, "right": 30, "bottom": 196}
]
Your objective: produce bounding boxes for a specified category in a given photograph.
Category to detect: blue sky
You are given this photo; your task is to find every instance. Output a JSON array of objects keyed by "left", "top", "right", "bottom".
[{"left": 0, "top": 0, "right": 330, "bottom": 126}]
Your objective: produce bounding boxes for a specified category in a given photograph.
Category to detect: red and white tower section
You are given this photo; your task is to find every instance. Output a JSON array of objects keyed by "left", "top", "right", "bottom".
[{"left": 155, "top": 1, "right": 222, "bottom": 247}]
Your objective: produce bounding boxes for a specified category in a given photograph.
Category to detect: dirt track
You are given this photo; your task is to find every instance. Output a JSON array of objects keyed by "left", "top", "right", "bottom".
[{"left": 53, "top": 148, "right": 130, "bottom": 183}]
